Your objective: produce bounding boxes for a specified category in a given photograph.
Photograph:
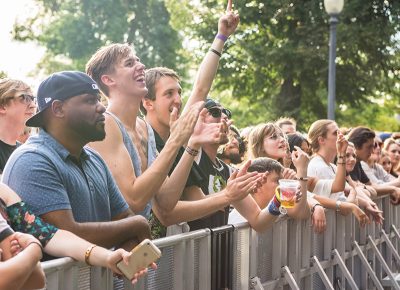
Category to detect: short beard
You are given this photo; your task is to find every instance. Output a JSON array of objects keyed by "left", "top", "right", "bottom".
[{"left": 223, "top": 152, "right": 242, "bottom": 164}]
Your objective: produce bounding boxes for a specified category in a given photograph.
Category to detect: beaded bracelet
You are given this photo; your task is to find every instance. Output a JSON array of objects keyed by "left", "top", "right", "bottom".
[{"left": 85, "top": 244, "right": 97, "bottom": 266}]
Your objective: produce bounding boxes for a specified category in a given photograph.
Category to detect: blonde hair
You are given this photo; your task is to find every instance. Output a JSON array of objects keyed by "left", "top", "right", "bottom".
[
  {"left": 86, "top": 43, "right": 134, "bottom": 96},
  {"left": 248, "top": 122, "right": 283, "bottom": 159},
  {"left": 0, "top": 78, "right": 31, "bottom": 106},
  {"left": 383, "top": 138, "right": 399, "bottom": 153},
  {"left": 307, "top": 119, "right": 335, "bottom": 153}
]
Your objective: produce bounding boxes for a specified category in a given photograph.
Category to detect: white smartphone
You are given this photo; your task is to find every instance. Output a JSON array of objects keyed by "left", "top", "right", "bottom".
[{"left": 116, "top": 239, "right": 161, "bottom": 280}]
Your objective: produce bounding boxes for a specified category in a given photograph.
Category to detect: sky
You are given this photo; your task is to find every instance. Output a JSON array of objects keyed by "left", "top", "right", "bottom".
[{"left": 0, "top": 0, "right": 45, "bottom": 89}]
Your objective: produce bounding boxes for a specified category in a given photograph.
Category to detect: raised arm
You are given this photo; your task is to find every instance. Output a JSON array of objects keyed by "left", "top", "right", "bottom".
[
  {"left": 154, "top": 107, "right": 227, "bottom": 211},
  {"left": 183, "top": 0, "right": 240, "bottom": 112},
  {"left": 287, "top": 147, "right": 311, "bottom": 219},
  {"left": 331, "top": 132, "right": 348, "bottom": 192}
]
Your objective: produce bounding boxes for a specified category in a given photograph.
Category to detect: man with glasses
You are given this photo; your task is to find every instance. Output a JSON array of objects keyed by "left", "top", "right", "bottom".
[{"left": 0, "top": 79, "right": 36, "bottom": 174}]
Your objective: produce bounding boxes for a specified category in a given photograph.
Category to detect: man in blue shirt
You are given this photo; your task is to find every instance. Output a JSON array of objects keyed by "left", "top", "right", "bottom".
[{"left": 2, "top": 71, "right": 150, "bottom": 249}]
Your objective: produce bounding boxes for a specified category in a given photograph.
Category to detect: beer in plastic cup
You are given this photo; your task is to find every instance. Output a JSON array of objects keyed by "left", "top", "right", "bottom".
[{"left": 277, "top": 179, "right": 299, "bottom": 208}]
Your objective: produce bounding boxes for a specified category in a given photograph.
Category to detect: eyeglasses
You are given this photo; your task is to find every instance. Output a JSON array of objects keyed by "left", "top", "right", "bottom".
[
  {"left": 208, "top": 107, "right": 232, "bottom": 119},
  {"left": 16, "top": 94, "right": 36, "bottom": 104},
  {"left": 267, "top": 132, "right": 285, "bottom": 140}
]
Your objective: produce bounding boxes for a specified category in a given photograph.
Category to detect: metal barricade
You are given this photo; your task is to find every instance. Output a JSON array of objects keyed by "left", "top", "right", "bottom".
[{"left": 42, "top": 195, "right": 400, "bottom": 290}]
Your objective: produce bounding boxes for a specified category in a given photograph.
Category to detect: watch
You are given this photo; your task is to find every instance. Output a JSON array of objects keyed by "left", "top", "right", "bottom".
[{"left": 296, "top": 176, "right": 309, "bottom": 182}]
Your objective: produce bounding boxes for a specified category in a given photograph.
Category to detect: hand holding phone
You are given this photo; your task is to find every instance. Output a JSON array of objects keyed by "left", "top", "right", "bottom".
[{"left": 117, "top": 239, "right": 161, "bottom": 280}]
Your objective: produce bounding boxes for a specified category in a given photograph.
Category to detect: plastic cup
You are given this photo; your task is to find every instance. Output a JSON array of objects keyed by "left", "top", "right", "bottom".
[{"left": 276, "top": 179, "right": 299, "bottom": 208}]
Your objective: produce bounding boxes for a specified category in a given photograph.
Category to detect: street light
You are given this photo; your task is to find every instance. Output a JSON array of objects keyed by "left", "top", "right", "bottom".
[{"left": 324, "top": 0, "right": 344, "bottom": 120}]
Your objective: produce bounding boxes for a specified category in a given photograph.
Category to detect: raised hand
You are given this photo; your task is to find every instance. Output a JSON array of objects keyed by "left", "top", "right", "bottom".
[
  {"left": 169, "top": 101, "right": 204, "bottom": 146},
  {"left": 218, "top": 0, "right": 240, "bottom": 38},
  {"left": 292, "top": 146, "right": 310, "bottom": 174},
  {"left": 336, "top": 131, "right": 348, "bottom": 156},
  {"left": 189, "top": 108, "right": 228, "bottom": 146},
  {"left": 224, "top": 162, "right": 261, "bottom": 203},
  {"left": 282, "top": 168, "right": 297, "bottom": 180}
]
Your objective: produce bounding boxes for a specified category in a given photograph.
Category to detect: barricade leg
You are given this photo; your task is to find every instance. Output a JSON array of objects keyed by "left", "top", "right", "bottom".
[
  {"left": 310, "top": 256, "right": 334, "bottom": 290},
  {"left": 353, "top": 241, "right": 384, "bottom": 290},
  {"left": 332, "top": 249, "right": 358, "bottom": 290},
  {"left": 368, "top": 235, "right": 400, "bottom": 290}
]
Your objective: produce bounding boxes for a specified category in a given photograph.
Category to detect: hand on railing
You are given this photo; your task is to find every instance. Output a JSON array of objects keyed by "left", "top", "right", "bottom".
[
  {"left": 364, "top": 200, "right": 384, "bottom": 225},
  {"left": 339, "top": 202, "right": 370, "bottom": 227},
  {"left": 390, "top": 188, "right": 400, "bottom": 205},
  {"left": 311, "top": 205, "right": 326, "bottom": 234}
]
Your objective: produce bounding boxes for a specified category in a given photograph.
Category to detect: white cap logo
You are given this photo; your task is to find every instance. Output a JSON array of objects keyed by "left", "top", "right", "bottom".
[
  {"left": 92, "top": 84, "right": 99, "bottom": 90},
  {"left": 45, "top": 97, "right": 52, "bottom": 103}
]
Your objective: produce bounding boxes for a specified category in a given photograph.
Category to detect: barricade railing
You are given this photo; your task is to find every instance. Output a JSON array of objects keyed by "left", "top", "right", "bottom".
[{"left": 42, "top": 195, "right": 400, "bottom": 290}]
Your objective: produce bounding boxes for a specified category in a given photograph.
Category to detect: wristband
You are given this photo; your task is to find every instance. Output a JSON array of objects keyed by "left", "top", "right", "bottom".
[
  {"left": 85, "top": 244, "right": 97, "bottom": 266},
  {"left": 216, "top": 33, "right": 228, "bottom": 42},
  {"left": 337, "top": 155, "right": 345, "bottom": 159},
  {"left": 185, "top": 146, "right": 199, "bottom": 157},
  {"left": 267, "top": 195, "right": 281, "bottom": 216},
  {"left": 337, "top": 162, "right": 346, "bottom": 165},
  {"left": 209, "top": 48, "right": 222, "bottom": 57}
]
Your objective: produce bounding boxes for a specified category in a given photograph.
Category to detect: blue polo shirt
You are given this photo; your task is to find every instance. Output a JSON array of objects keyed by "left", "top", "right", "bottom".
[{"left": 1, "top": 130, "right": 129, "bottom": 222}]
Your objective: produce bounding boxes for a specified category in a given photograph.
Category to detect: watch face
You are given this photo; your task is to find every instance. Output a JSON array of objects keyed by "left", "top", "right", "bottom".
[{"left": 279, "top": 206, "right": 287, "bottom": 215}]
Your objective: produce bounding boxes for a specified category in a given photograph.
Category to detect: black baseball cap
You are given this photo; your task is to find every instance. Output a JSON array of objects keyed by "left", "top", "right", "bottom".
[
  {"left": 204, "top": 98, "right": 232, "bottom": 119},
  {"left": 26, "top": 71, "right": 100, "bottom": 127}
]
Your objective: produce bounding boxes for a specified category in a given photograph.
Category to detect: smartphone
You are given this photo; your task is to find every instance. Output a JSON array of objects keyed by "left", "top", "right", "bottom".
[{"left": 116, "top": 239, "right": 161, "bottom": 280}]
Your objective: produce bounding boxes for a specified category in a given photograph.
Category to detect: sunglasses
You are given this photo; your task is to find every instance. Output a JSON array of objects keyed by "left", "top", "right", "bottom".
[
  {"left": 208, "top": 107, "right": 232, "bottom": 119},
  {"left": 17, "top": 94, "right": 36, "bottom": 104}
]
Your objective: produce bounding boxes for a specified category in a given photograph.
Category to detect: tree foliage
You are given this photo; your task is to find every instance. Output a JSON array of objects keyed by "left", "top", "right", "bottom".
[
  {"left": 166, "top": 0, "right": 400, "bottom": 131},
  {"left": 13, "top": 0, "right": 185, "bottom": 74},
  {"left": 12, "top": 0, "right": 400, "bottom": 131}
]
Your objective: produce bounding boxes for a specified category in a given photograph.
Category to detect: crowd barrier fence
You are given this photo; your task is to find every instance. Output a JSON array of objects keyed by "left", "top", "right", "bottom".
[{"left": 42, "top": 194, "right": 400, "bottom": 289}]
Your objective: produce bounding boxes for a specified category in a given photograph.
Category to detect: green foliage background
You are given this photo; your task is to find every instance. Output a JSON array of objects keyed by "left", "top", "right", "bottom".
[{"left": 12, "top": 0, "right": 400, "bottom": 132}]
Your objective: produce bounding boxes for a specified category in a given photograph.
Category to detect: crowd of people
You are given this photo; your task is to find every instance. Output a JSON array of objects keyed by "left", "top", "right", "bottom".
[{"left": 1, "top": 0, "right": 400, "bottom": 289}]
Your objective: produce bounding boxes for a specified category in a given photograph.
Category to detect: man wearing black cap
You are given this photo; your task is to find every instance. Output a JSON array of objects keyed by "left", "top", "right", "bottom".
[{"left": 2, "top": 71, "right": 151, "bottom": 249}]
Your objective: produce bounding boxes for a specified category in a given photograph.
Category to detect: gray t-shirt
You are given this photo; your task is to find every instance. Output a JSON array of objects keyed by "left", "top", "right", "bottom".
[{"left": 2, "top": 130, "right": 129, "bottom": 222}]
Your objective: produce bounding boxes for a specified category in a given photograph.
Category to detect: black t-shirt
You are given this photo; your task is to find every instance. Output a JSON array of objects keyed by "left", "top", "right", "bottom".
[
  {"left": 349, "top": 160, "right": 370, "bottom": 184},
  {"left": 0, "top": 140, "right": 18, "bottom": 174},
  {"left": 188, "top": 150, "right": 234, "bottom": 231},
  {"left": 153, "top": 129, "right": 205, "bottom": 187}
]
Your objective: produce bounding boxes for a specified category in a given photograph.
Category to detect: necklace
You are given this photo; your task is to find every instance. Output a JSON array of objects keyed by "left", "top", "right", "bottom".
[{"left": 316, "top": 153, "right": 336, "bottom": 174}]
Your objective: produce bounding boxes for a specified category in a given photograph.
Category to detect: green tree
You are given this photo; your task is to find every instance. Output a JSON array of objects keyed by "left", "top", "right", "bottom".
[
  {"left": 13, "top": 0, "right": 185, "bottom": 75},
  {"left": 166, "top": 0, "right": 400, "bottom": 131}
]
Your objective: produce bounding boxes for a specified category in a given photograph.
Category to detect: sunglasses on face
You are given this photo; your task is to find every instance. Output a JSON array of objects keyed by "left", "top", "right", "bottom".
[
  {"left": 208, "top": 107, "right": 232, "bottom": 119},
  {"left": 17, "top": 94, "right": 36, "bottom": 104}
]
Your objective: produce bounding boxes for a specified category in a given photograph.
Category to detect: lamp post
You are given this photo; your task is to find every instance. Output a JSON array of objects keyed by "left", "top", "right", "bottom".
[{"left": 324, "top": 0, "right": 344, "bottom": 120}]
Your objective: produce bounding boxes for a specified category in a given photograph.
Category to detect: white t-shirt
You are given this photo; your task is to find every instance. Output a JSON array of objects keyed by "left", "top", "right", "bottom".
[
  {"left": 308, "top": 155, "right": 345, "bottom": 200},
  {"left": 361, "top": 161, "right": 396, "bottom": 184}
]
